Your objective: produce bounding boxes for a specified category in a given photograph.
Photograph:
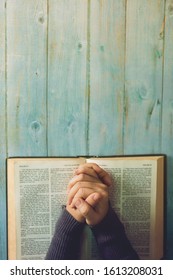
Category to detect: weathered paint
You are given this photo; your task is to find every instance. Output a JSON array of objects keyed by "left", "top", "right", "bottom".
[
  {"left": 48, "top": 0, "right": 88, "bottom": 156},
  {"left": 89, "top": 0, "right": 126, "bottom": 155},
  {"left": 7, "top": 0, "right": 48, "bottom": 157},
  {"left": 0, "top": 0, "right": 7, "bottom": 260},
  {"left": 124, "top": 0, "right": 165, "bottom": 154},
  {"left": 162, "top": 0, "right": 173, "bottom": 260},
  {"left": 0, "top": 0, "right": 173, "bottom": 260}
]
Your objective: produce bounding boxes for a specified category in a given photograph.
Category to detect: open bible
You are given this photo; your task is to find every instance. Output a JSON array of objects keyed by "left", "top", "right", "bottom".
[{"left": 7, "top": 155, "right": 164, "bottom": 260}]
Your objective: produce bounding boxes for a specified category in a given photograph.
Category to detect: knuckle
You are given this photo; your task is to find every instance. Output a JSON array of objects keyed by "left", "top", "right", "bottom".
[
  {"left": 80, "top": 205, "right": 89, "bottom": 216},
  {"left": 75, "top": 181, "right": 82, "bottom": 189},
  {"left": 99, "top": 189, "right": 108, "bottom": 199},
  {"left": 77, "top": 187, "right": 85, "bottom": 196},
  {"left": 92, "top": 163, "right": 99, "bottom": 169},
  {"left": 102, "top": 191, "right": 108, "bottom": 198},
  {"left": 79, "top": 173, "right": 85, "bottom": 181},
  {"left": 78, "top": 166, "right": 85, "bottom": 172},
  {"left": 98, "top": 182, "right": 108, "bottom": 190}
]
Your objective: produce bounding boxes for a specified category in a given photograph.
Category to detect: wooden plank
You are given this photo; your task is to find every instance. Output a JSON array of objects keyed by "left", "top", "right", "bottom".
[
  {"left": 124, "top": 0, "right": 164, "bottom": 154},
  {"left": 0, "top": 0, "right": 7, "bottom": 260},
  {"left": 162, "top": 0, "right": 173, "bottom": 259},
  {"left": 89, "top": 0, "right": 126, "bottom": 156},
  {"left": 48, "top": 0, "right": 88, "bottom": 156},
  {"left": 7, "top": 0, "right": 48, "bottom": 157}
]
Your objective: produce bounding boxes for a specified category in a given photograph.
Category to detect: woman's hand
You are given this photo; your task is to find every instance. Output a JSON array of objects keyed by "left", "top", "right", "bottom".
[{"left": 66, "top": 163, "right": 112, "bottom": 225}]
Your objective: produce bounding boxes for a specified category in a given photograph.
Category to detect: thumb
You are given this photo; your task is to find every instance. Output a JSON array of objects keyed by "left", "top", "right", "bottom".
[
  {"left": 75, "top": 198, "right": 97, "bottom": 225},
  {"left": 85, "top": 192, "right": 101, "bottom": 207}
]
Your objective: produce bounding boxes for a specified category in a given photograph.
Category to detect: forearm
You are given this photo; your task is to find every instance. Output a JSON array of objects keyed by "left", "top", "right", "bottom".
[
  {"left": 45, "top": 209, "right": 85, "bottom": 260},
  {"left": 91, "top": 207, "right": 139, "bottom": 260}
]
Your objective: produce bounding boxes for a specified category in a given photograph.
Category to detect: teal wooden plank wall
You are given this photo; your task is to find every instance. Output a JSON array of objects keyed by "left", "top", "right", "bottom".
[{"left": 0, "top": 0, "right": 172, "bottom": 259}]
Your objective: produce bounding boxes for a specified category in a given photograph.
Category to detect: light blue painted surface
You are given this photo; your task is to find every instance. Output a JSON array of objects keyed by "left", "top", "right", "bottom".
[
  {"left": 162, "top": 0, "right": 173, "bottom": 259},
  {"left": 0, "top": 0, "right": 7, "bottom": 260},
  {"left": 48, "top": 0, "right": 88, "bottom": 156},
  {"left": 89, "top": 0, "right": 125, "bottom": 155},
  {"left": 7, "top": 0, "right": 48, "bottom": 157},
  {"left": 124, "top": 0, "right": 164, "bottom": 154},
  {"left": 0, "top": 0, "right": 172, "bottom": 259}
]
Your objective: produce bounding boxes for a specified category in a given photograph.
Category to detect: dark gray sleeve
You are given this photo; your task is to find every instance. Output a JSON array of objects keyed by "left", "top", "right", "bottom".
[
  {"left": 45, "top": 209, "right": 85, "bottom": 260},
  {"left": 90, "top": 207, "right": 140, "bottom": 260}
]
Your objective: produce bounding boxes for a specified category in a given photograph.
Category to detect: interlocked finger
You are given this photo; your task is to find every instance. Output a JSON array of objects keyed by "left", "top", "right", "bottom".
[
  {"left": 67, "top": 173, "right": 100, "bottom": 193},
  {"left": 76, "top": 163, "right": 112, "bottom": 186},
  {"left": 67, "top": 180, "right": 108, "bottom": 206},
  {"left": 74, "top": 165, "right": 100, "bottom": 179},
  {"left": 74, "top": 198, "right": 97, "bottom": 225}
]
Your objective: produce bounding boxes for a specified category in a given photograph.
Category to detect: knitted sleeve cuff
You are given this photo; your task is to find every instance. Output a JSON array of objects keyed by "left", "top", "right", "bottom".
[
  {"left": 45, "top": 209, "right": 85, "bottom": 259},
  {"left": 90, "top": 206, "right": 124, "bottom": 234},
  {"left": 90, "top": 207, "right": 139, "bottom": 260},
  {"left": 55, "top": 208, "right": 85, "bottom": 235}
]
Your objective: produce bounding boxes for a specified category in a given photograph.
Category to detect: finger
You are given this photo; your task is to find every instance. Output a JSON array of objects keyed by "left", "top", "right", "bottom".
[
  {"left": 74, "top": 198, "right": 97, "bottom": 225},
  {"left": 79, "top": 163, "right": 112, "bottom": 186},
  {"left": 91, "top": 163, "right": 112, "bottom": 186},
  {"left": 69, "top": 186, "right": 95, "bottom": 207},
  {"left": 67, "top": 173, "right": 99, "bottom": 192},
  {"left": 85, "top": 192, "right": 101, "bottom": 207},
  {"left": 66, "top": 205, "right": 85, "bottom": 223},
  {"left": 70, "top": 186, "right": 108, "bottom": 209},
  {"left": 74, "top": 165, "right": 99, "bottom": 179},
  {"left": 67, "top": 181, "right": 108, "bottom": 206}
]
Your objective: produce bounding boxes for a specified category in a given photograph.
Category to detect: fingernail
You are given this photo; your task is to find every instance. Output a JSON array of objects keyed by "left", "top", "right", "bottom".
[
  {"left": 92, "top": 193, "right": 100, "bottom": 201},
  {"left": 92, "top": 194, "right": 98, "bottom": 201}
]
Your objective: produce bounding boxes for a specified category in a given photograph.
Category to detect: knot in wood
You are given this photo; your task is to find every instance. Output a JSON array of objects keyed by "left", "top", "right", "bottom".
[
  {"left": 138, "top": 86, "right": 149, "bottom": 100},
  {"left": 38, "top": 14, "right": 45, "bottom": 24},
  {"left": 168, "top": 4, "right": 173, "bottom": 16},
  {"left": 31, "top": 121, "right": 41, "bottom": 132},
  {"left": 78, "top": 43, "right": 83, "bottom": 50}
]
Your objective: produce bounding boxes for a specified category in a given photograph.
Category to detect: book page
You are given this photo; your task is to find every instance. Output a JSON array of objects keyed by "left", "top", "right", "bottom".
[
  {"left": 8, "top": 156, "right": 163, "bottom": 260},
  {"left": 8, "top": 158, "right": 84, "bottom": 260},
  {"left": 87, "top": 157, "right": 162, "bottom": 259}
]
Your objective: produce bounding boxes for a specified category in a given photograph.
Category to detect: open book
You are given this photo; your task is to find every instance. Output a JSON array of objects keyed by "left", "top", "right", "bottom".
[{"left": 7, "top": 155, "right": 164, "bottom": 260}]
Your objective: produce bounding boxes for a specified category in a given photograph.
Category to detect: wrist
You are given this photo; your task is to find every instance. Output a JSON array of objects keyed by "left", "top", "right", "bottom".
[{"left": 66, "top": 204, "right": 85, "bottom": 223}]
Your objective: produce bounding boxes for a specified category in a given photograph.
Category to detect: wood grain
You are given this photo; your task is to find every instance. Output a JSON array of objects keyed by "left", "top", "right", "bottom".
[
  {"left": 89, "top": 0, "right": 126, "bottom": 155},
  {"left": 48, "top": 0, "right": 88, "bottom": 156},
  {"left": 0, "top": 0, "right": 7, "bottom": 260},
  {"left": 162, "top": 0, "right": 173, "bottom": 259},
  {"left": 7, "top": 0, "right": 48, "bottom": 157},
  {"left": 124, "top": 0, "right": 165, "bottom": 154}
]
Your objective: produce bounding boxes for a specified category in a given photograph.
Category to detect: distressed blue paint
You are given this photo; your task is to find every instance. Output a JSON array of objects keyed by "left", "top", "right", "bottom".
[
  {"left": 7, "top": 0, "right": 48, "bottom": 157},
  {"left": 162, "top": 0, "right": 173, "bottom": 259},
  {"left": 124, "top": 0, "right": 164, "bottom": 154},
  {"left": 0, "top": 0, "right": 7, "bottom": 260},
  {"left": 48, "top": 0, "right": 88, "bottom": 156},
  {"left": 89, "top": 0, "right": 126, "bottom": 155}
]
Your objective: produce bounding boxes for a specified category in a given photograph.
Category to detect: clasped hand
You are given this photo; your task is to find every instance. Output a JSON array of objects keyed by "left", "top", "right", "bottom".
[{"left": 66, "top": 163, "right": 112, "bottom": 226}]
